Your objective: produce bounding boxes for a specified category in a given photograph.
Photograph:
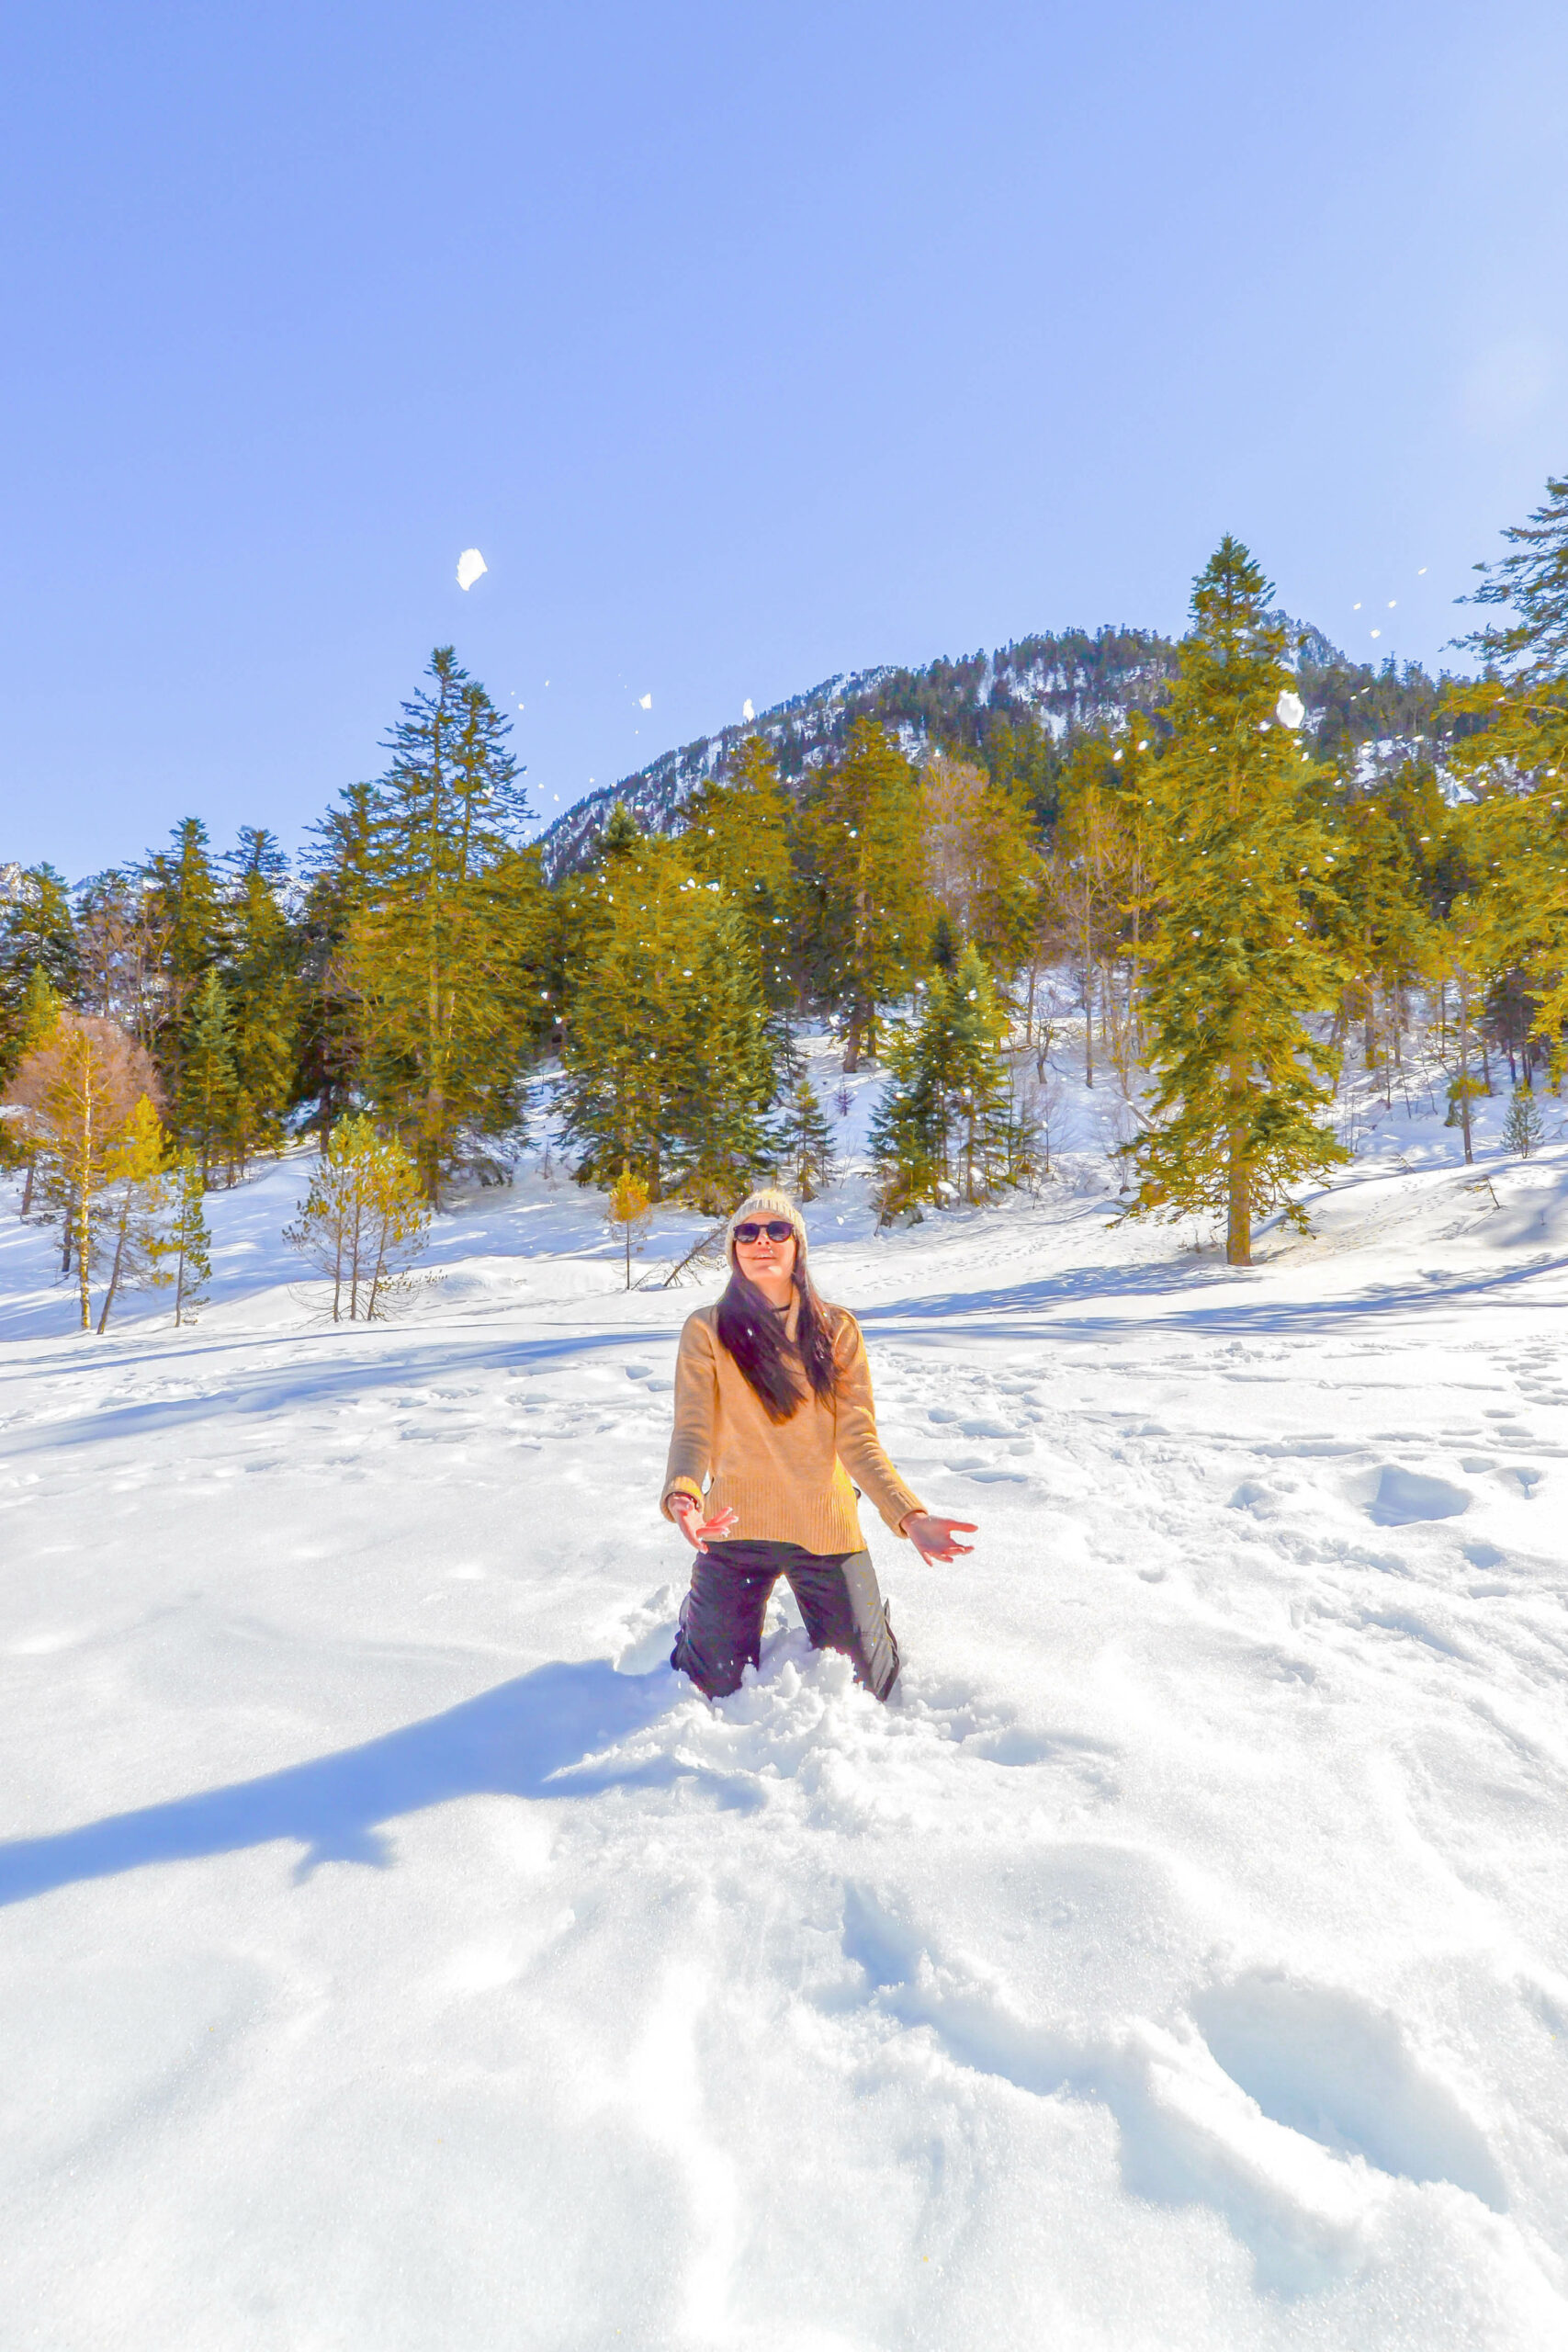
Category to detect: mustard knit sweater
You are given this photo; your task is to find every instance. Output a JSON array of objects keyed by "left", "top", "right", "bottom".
[{"left": 660, "top": 1302, "right": 924, "bottom": 1554}]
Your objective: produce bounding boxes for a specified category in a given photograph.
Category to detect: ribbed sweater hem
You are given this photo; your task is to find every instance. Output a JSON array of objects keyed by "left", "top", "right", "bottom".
[{"left": 663, "top": 1472, "right": 919, "bottom": 1553}]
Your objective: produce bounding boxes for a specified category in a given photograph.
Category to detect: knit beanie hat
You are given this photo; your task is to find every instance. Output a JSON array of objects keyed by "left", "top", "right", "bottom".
[{"left": 726, "top": 1188, "right": 809, "bottom": 1273}]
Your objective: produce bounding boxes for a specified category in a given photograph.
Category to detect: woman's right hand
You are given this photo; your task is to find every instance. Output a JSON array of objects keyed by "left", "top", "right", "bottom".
[{"left": 669, "top": 1494, "right": 739, "bottom": 1553}]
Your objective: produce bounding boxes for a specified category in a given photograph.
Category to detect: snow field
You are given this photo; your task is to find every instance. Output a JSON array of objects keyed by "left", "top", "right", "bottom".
[{"left": 2, "top": 1043, "right": 1567, "bottom": 2348}]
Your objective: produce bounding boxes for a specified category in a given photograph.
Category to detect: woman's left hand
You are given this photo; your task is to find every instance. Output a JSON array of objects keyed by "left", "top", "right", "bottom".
[{"left": 901, "top": 1512, "right": 978, "bottom": 1564}]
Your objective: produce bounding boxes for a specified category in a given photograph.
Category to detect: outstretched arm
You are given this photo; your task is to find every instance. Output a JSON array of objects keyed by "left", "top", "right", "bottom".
[{"left": 898, "top": 1510, "right": 978, "bottom": 1565}]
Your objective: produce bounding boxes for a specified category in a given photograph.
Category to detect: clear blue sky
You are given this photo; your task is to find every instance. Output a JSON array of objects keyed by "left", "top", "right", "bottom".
[{"left": 2, "top": 0, "right": 1564, "bottom": 877}]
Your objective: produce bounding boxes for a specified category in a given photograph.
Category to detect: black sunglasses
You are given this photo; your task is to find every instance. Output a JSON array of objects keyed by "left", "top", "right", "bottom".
[{"left": 734, "top": 1220, "right": 795, "bottom": 1245}]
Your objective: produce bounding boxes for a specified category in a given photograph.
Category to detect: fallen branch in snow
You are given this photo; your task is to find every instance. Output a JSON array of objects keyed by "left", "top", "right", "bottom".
[{"left": 646, "top": 1219, "right": 729, "bottom": 1288}]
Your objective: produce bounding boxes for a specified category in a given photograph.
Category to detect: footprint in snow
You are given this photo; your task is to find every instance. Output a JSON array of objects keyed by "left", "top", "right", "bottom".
[{"left": 1348, "top": 1465, "right": 1472, "bottom": 1526}]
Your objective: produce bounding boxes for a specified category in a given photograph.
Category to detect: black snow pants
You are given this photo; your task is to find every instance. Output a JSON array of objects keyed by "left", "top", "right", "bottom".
[{"left": 671, "top": 1539, "right": 900, "bottom": 1702}]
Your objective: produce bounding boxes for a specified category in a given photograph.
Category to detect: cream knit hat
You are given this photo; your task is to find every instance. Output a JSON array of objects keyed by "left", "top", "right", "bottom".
[{"left": 726, "top": 1188, "right": 808, "bottom": 1272}]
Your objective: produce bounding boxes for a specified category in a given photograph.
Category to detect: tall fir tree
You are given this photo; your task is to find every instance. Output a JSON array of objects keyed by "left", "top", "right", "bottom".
[
  {"left": 298, "top": 781, "right": 378, "bottom": 1137},
  {"left": 223, "top": 857, "right": 299, "bottom": 1172},
  {"left": 561, "top": 836, "right": 779, "bottom": 1207},
  {"left": 796, "top": 719, "right": 931, "bottom": 1068},
  {"left": 179, "top": 968, "right": 239, "bottom": 1184},
  {"left": 0, "top": 865, "right": 78, "bottom": 1080},
  {"left": 682, "top": 737, "right": 800, "bottom": 1006},
  {"left": 871, "top": 943, "right": 1011, "bottom": 1213},
  {"left": 1444, "top": 471, "right": 1568, "bottom": 1072},
  {"left": 141, "top": 819, "right": 227, "bottom": 1094},
  {"left": 346, "top": 648, "right": 539, "bottom": 1201},
  {"left": 1127, "top": 538, "right": 1347, "bottom": 1264}
]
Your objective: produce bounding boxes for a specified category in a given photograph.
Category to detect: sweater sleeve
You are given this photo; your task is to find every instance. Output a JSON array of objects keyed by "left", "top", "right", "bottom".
[
  {"left": 831, "top": 1313, "right": 924, "bottom": 1536},
  {"left": 661, "top": 1313, "right": 716, "bottom": 1518}
]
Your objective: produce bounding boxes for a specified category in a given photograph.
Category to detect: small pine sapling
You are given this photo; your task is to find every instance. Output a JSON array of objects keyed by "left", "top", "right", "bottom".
[
  {"left": 170, "top": 1148, "right": 212, "bottom": 1326},
  {"left": 606, "top": 1162, "right": 652, "bottom": 1289},
  {"left": 1503, "top": 1085, "right": 1545, "bottom": 1159},
  {"left": 783, "top": 1077, "right": 836, "bottom": 1200}
]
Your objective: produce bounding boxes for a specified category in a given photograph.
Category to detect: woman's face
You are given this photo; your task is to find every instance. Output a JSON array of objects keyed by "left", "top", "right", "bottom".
[{"left": 734, "top": 1226, "right": 796, "bottom": 1291}]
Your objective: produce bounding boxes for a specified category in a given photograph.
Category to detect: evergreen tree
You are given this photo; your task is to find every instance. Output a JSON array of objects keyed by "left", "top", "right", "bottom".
[
  {"left": 1503, "top": 1084, "right": 1545, "bottom": 1159},
  {"left": 346, "top": 648, "right": 539, "bottom": 1202},
  {"left": 297, "top": 781, "right": 378, "bottom": 1137},
  {"left": 871, "top": 944, "right": 1011, "bottom": 1212},
  {"left": 1457, "top": 469, "right": 1568, "bottom": 685},
  {"left": 1443, "top": 474, "right": 1568, "bottom": 1075},
  {"left": 2, "top": 967, "right": 63, "bottom": 1203},
  {"left": 178, "top": 969, "right": 238, "bottom": 1184},
  {"left": 1329, "top": 790, "right": 1434, "bottom": 1097},
  {"left": 141, "top": 819, "right": 227, "bottom": 1080},
  {"left": 561, "top": 837, "right": 779, "bottom": 1207},
  {"left": 780, "top": 1075, "right": 836, "bottom": 1200},
  {"left": 1127, "top": 538, "right": 1347, "bottom": 1265},
  {"left": 223, "top": 860, "right": 299, "bottom": 1173},
  {"left": 682, "top": 738, "right": 799, "bottom": 1005},
  {"left": 96, "top": 1095, "right": 173, "bottom": 1333},
  {"left": 0, "top": 865, "right": 78, "bottom": 1079},
  {"left": 796, "top": 719, "right": 931, "bottom": 1068},
  {"left": 169, "top": 1148, "right": 211, "bottom": 1326}
]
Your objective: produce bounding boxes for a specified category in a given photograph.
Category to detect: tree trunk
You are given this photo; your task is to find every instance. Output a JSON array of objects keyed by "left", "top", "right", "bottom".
[
  {"left": 96, "top": 1213, "right": 129, "bottom": 1335},
  {"left": 1226, "top": 1146, "right": 1251, "bottom": 1265},
  {"left": 1082, "top": 910, "right": 1095, "bottom": 1090},
  {"left": 76, "top": 1171, "right": 93, "bottom": 1331},
  {"left": 1226, "top": 1056, "right": 1250, "bottom": 1266},
  {"left": 1458, "top": 988, "right": 1474, "bottom": 1165},
  {"left": 842, "top": 1009, "right": 863, "bottom": 1074}
]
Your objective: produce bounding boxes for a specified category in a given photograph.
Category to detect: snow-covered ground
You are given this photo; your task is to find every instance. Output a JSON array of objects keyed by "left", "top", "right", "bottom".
[{"left": 4, "top": 1038, "right": 1568, "bottom": 2350}]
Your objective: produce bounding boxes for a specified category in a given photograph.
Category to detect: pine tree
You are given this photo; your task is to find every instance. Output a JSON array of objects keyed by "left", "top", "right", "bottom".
[
  {"left": 1503, "top": 1084, "right": 1545, "bottom": 1159},
  {"left": 96, "top": 1095, "right": 173, "bottom": 1333},
  {"left": 797, "top": 719, "right": 931, "bottom": 1069},
  {"left": 297, "top": 782, "right": 378, "bottom": 1135},
  {"left": 871, "top": 944, "right": 1011, "bottom": 1213},
  {"left": 141, "top": 820, "right": 227, "bottom": 1090},
  {"left": 223, "top": 860, "right": 299, "bottom": 1174},
  {"left": 1457, "top": 469, "right": 1568, "bottom": 686},
  {"left": 1127, "top": 538, "right": 1347, "bottom": 1265},
  {"left": 682, "top": 737, "right": 799, "bottom": 1006},
  {"left": 560, "top": 837, "right": 780, "bottom": 1208},
  {"left": 1330, "top": 791, "right": 1434, "bottom": 1099},
  {"left": 169, "top": 1148, "right": 211, "bottom": 1326},
  {"left": 0, "top": 865, "right": 78, "bottom": 1079},
  {"left": 781, "top": 1075, "right": 836, "bottom": 1200},
  {"left": 1445, "top": 472, "right": 1568, "bottom": 1072},
  {"left": 178, "top": 969, "right": 239, "bottom": 1184},
  {"left": 346, "top": 648, "right": 538, "bottom": 1202},
  {"left": 2, "top": 967, "right": 63, "bottom": 1205}
]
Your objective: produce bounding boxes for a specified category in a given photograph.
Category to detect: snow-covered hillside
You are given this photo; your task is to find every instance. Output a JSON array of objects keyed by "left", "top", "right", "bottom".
[{"left": 3, "top": 1045, "right": 1567, "bottom": 2349}]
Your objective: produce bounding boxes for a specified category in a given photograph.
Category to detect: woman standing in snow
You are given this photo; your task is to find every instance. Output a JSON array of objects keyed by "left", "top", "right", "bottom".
[{"left": 663, "top": 1189, "right": 976, "bottom": 1701}]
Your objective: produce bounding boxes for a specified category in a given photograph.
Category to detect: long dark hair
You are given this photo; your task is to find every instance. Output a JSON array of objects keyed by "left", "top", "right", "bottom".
[{"left": 716, "top": 1263, "right": 840, "bottom": 1423}]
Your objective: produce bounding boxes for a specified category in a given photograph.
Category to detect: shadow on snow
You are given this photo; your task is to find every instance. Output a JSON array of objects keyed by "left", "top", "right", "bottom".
[{"left": 0, "top": 1658, "right": 690, "bottom": 1910}]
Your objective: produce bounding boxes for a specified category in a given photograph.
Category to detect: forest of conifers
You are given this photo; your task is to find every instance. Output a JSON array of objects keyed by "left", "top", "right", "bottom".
[{"left": 2, "top": 472, "right": 1565, "bottom": 1306}]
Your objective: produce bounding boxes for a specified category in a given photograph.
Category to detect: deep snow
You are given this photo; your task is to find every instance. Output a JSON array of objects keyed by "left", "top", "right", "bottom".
[{"left": 3, "top": 1037, "right": 1567, "bottom": 2350}]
